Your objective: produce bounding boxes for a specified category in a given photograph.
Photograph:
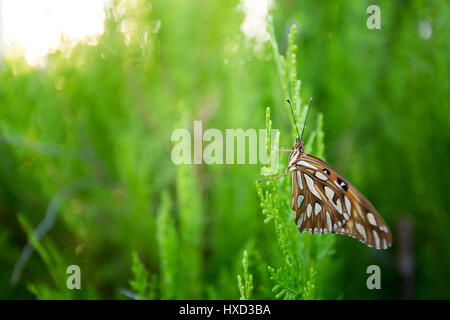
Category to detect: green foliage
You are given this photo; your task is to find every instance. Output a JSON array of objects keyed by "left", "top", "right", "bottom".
[
  {"left": 0, "top": 0, "right": 448, "bottom": 300},
  {"left": 156, "top": 190, "right": 178, "bottom": 299},
  {"left": 237, "top": 250, "right": 253, "bottom": 300},
  {"left": 176, "top": 163, "right": 204, "bottom": 298},
  {"left": 256, "top": 23, "right": 335, "bottom": 300},
  {"left": 129, "top": 252, "right": 156, "bottom": 300},
  {"left": 18, "top": 214, "right": 72, "bottom": 299}
]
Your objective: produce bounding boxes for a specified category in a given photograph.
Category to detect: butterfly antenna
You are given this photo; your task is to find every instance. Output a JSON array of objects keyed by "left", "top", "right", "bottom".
[
  {"left": 300, "top": 97, "right": 313, "bottom": 141},
  {"left": 286, "top": 98, "right": 301, "bottom": 139}
]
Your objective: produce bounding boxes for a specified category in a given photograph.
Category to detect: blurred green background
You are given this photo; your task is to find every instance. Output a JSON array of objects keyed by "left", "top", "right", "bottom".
[{"left": 0, "top": 0, "right": 448, "bottom": 299}]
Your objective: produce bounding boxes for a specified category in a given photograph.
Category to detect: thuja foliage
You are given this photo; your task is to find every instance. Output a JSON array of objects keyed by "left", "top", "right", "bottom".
[
  {"left": 0, "top": 0, "right": 448, "bottom": 300},
  {"left": 156, "top": 190, "right": 178, "bottom": 299},
  {"left": 254, "top": 22, "right": 335, "bottom": 300},
  {"left": 17, "top": 214, "right": 74, "bottom": 299},
  {"left": 129, "top": 252, "right": 156, "bottom": 300},
  {"left": 237, "top": 250, "right": 253, "bottom": 300}
]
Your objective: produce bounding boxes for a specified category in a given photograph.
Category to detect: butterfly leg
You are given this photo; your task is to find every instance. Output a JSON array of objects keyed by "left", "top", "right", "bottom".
[
  {"left": 257, "top": 172, "right": 292, "bottom": 183},
  {"left": 272, "top": 148, "right": 294, "bottom": 152}
]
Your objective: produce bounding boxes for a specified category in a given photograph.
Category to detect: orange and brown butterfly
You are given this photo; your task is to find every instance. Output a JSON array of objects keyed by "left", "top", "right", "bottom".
[{"left": 259, "top": 98, "right": 392, "bottom": 249}]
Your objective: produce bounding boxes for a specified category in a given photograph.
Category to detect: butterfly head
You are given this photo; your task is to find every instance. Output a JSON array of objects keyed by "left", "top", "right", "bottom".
[
  {"left": 293, "top": 137, "right": 305, "bottom": 154},
  {"left": 288, "top": 138, "right": 305, "bottom": 170}
]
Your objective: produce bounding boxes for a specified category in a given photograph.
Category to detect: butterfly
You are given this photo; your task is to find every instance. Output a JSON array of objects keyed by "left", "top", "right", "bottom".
[{"left": 260, "top": 98, "right": 392, "bottom": 249}]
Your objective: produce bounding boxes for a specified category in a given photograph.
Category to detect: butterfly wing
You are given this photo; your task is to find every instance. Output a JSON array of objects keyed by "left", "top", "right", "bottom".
[
  {"left": 292, "top": 166, "right": 350, "bottom": 234},
  {"left": 292, "top": 153, "right": 392, "bottom": 249}
]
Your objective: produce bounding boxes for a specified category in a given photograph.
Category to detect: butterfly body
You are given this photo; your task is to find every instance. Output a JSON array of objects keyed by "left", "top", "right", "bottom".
[{"left": 288, "top": 138, "right": 392, "bottom": 249}]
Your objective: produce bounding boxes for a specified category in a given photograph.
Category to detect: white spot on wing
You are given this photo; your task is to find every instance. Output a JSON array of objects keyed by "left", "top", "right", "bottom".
[
  {"left": 297, "top": 195, "right": 304, "bottom": 208},
  {"left": 373, "top": 230, "right": 380, "bottom": 248},
  {"left": 344, "top": 196, "right": 352, "bottom": 214},
  {"left": 324, "top": 186, "right": 334, "bottom": 200},
  {"left": 298, "top": 161, "right": 318, "bottom": 170},
  {"left": 306, "top": 203, "right": 312, "bottom": 217},
  {"left": 326, "top": 212, "right": 332, "bottom": 231},
  {"left": 297, "top": 212, "right": 304, "bottom": 228},
  {"left": 314, "top": 203, "right": 322, "bottom": 215},
  {"left": 314, "top": 171, "right": 328, "bottom": 181},
  {"left": 355, "top": 222, "right": 367, "bottom": 240},
  {"left": 325, "top": 186, "right": 344, "bottom": 214},
  {"left": 335, "top": 199, "right": 343, "bottom": 213},
  {"left": 367, "top": 213, "right": 377, "bottom": 226},
  {"left": 296, "top": 171, "right": 303, "bottom": 190},
  {"left": 304, "top": 174, "right": 323, "bottom": 200}
]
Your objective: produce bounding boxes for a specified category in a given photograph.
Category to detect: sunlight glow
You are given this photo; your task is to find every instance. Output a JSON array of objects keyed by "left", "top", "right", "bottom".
[
  {"left": 239, "top": 0, "right": 273, "bottom": 42},
  {"left": 1, "top": 0, "right": 108, "bottom": 66}
]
